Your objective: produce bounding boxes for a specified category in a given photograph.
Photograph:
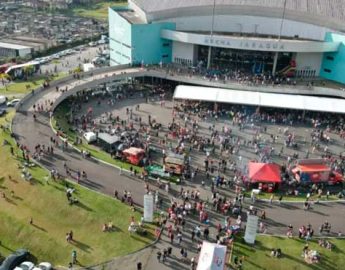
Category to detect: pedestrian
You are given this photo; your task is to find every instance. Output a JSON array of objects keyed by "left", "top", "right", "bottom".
[
  {"left": 157, "top": 251, "right": 162, "bottom": 262},
  {"left": 170, "top": 232, "right": 174, "bottom": 244},
  {"left": 191, "top": 230, "right": 195, "bottom": 241},
  {"left": 261, "top": 210, "right": 266, "bottom": 219},
  {"left": 177, "top": 231, "right": 182, "bottom": 244},
  {"left": 180, "top": 247, "right": 185, "bottom": 257},
  {"left": 137, "top": 262, "right": 142, "bottom": 270},
  {"left": 204, "top": 227, "right": 209, "bottom": 240},
  {"left": 191, "top": 257, "right": 196, "bottom": 270},
  {"left": 72, "top": 250, "right": 77, "bottom": 265},
  {"left": 269, "top": 194, "right": 274, "bottom": 204},
  {"left": 163, "top": 248, "right": 168, "bottom": 262},
  {"left": 278, "top": 195, "right": 283, "bottom": 204}
]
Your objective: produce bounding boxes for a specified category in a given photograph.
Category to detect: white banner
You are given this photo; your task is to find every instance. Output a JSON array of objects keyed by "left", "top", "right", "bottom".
[
  {"left": 244, "top": 215, "right": 259, "bottom": 244},
  {"left": 197, "top": 241, "right": 227, "bottom": 270},
  {"left": 143, "top": 194, "right": 154, "bottom": 222}
]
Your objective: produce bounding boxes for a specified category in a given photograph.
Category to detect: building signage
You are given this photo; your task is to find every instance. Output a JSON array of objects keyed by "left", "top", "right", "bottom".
[
  {"left": 161, "top": 29, "right": 340, "bottom": 53},
  {"left": 204, "top": 37, "right": 285, "bottom": 50}
]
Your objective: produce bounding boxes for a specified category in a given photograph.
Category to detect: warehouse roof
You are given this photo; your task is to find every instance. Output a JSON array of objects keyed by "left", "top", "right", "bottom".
[{"left": 0, "top": 41, "right": 32, "bottom": 50}]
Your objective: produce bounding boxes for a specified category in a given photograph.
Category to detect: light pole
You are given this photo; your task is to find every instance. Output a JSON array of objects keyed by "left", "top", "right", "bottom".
[
  {"left": 207, "top": 0, "right": 216, "bottom": 69},
  {"left": 273, "top": 0, "right": 287, "bottom": 76}
]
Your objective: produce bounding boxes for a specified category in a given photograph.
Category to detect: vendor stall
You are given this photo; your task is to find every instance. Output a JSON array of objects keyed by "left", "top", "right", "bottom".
[
  {"left": 247, "top": 162, "right": 281, "bottom": 192},
  {"left": 146, "top": 165, "right": 171, "bottom": 179},
  {"left": 83, "top": 132, "right": 96, "bottom": 143},
  {"left": 97, "top": 133, "right": 121, "bottom": 153},
  {"left": 122, "top": 147, "right": 145, "bottom": 166},
  {"left": 292, "top": 159, "right": 343, "bottom": 185},
  {"left": 164, "top": 153, "right": 185, "bottom": 175}
]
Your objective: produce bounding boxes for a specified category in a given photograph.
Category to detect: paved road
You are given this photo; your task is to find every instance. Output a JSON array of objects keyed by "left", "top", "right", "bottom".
[{"left": 11, "top": 67, "right": 345, "bottom": 269}]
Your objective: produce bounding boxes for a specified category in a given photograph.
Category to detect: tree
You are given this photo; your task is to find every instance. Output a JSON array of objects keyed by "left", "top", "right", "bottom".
[
  {"left": 0, "top": 73, "right": 11, "bottom": 91},
  {"left": 23, "top": 65, "right": 35, "bottom": 80}
]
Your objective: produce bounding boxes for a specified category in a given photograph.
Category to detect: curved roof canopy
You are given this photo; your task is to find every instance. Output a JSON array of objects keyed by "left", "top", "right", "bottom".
[
  {"left": 131, "top": 0, "right": 345, "bottom": 32},
  {"left": 173, "top": 85, "right": 345, "bottom": 115}
]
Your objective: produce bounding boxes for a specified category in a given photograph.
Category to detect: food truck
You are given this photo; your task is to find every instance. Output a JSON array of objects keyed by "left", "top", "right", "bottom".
[
  {"left": 164, "top": 153, "right": 185, "bottom": 175},
  {"left": 122, "top": 147, "right": 145, "bottom": 166},
  {"left": 292, "top": 159, "right": 343, "bottom": 186}
]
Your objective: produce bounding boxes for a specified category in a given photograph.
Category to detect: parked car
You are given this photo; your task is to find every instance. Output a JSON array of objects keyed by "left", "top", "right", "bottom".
[
  {"left": 14, "top": 261, "right": 34, "bottom": 270},
  {"left": 33, "top": 262, "right": 52, "bottom": 270},
  {"left": 6, "top": 99, "right": 20, "bottom": 107},
  {"left": 0, "top": 109, "right": 6, "bottom": 117},
  {"left": 0, "top": 96, "right": 7, "bottom": 105},
  {"left": 0, "top": 249, "right": 30, "bottom": 270}
]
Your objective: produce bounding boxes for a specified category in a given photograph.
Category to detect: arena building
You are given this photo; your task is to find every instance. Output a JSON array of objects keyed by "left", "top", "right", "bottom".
[{"left": 109, "top": 0, "right": 345, "bottom": 84}]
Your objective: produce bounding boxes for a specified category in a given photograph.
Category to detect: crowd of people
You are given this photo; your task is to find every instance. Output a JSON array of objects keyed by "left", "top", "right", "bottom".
[{"left": 13, "top": 64, "right": 345, "bottom": 270}]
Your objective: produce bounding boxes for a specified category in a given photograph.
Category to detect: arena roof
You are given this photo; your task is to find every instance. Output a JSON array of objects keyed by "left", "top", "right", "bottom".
[
  {"left": 130, "top": 0, "right": 345, "bottom": 32},
  {"left": 173, "top": 85, "right": 345, "bottom": 114}
]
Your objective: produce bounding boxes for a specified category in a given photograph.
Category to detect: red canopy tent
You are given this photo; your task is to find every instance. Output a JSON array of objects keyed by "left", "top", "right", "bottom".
[{"left": 248, "top": 162, "right": 281, "bottom": 183}]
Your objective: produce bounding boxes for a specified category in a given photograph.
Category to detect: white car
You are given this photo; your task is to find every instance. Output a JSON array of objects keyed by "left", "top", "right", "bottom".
[
  {"left": 14, "top": 261, "right": 35, "bottom": 270},
  {"left": 33, "top": 262, "right": 52, "bottom": 270},
  {"left": 7, "top": 98, "right": 20, "bottom": 107}
]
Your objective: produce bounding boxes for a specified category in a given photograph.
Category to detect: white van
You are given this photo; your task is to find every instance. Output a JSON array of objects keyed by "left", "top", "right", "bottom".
[{"left": 0, "top": 96, "right": 7, "bottom": 105}]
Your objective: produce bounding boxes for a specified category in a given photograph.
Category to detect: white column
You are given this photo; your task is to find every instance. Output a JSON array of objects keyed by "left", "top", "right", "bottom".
[
  {"left": 272, "top": 52, "right": 279, "bottom": 75},
  {"left": 207, "top": 46, "right": 212, "bottom": 69}
]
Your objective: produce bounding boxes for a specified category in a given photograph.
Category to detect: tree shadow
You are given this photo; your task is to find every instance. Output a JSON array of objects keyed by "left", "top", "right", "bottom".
[
  {"left": 0, "top": 242, "right": 15, "bottom": 252},
  {"left": 31, "top": 223, "right": 48, "bottom": 233},
  {"left": 72, "top": 239, "right": 92, "bottom": 253},
  {"left": 12, "top": 194, "right": 23, "bottom": 201},
  {"left": 74, "top": 201, "right": 93, "bottom": 212},
  {"left": 4, "top": 197, "right": 17, "bottom": 205}
]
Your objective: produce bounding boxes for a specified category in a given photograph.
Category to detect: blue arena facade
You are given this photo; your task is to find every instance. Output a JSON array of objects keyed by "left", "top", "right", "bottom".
[{"left": 109, "top": 0, "right": 345, "bottom": 85}]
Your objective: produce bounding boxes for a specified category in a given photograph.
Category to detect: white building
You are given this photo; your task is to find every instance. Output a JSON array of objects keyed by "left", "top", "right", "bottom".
[
  {"left": 0, "top": 42, "right": 32, "bottom": 58},
  {"left": 109, "top": 0, "right": 345, "bottom": 84}
]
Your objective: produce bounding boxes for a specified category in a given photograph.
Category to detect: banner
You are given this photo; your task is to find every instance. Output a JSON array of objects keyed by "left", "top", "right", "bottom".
[
  {"left": 143, "top": 194, "right": 154, "bottom": 222},
  {"left": 244, "top": 214, "right": 259, "bottom": 244},
  {"left": 197, "top": 241, "right": 227, "bottom": 270}
]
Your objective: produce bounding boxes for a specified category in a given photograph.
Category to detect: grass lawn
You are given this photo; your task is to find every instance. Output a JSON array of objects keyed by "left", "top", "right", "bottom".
[
  {"left": 0, "top": 73, "right": 67, "bottom": 96},
  {"left": 52, "top": 102, "right": 143, "bottom": 172},
  {"left": 231, "top": 235, "right": 345, "bottom": 270},
  {"left": 72, "top": 1, "right": 127, "bottom": 21},
  {"left": 0, "top": 111, "right": 155, "bottom": 267}
]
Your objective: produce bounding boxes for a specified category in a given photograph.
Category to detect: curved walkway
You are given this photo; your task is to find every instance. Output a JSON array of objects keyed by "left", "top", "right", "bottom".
[{"left": 11, "top": 67, "right": 345, "bottom": 269}]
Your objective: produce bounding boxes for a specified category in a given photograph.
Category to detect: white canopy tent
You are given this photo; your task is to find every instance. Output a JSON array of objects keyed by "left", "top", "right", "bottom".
[
  {"left": 83, "top": 132, "right": 96, "bottom": 143},
  {"left": 173, "top": 85, "right": 345, "bottom": 114},
  {"left": 197, "top": 241, "right": 227, "bottom": 270}
]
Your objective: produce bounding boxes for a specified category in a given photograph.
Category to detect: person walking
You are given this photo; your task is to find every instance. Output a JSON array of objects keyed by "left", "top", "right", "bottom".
[
  {"left": 71, "top": 250, "right": 77, "bottom": 265},
  {"left": 261, "top": 210, "right": 266, "bottom": 219},
  {"left": 157, "top": 251, "right": 162, "bottom": 262},
  {"left": 170, "top": 232, "right": 174, "bottom": 244},
  {"left": 204, "top": 227, "right": 210, "bottom": 240},
  {"left": 278, "top": 195, "right": 283, "bottom": 204}
]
